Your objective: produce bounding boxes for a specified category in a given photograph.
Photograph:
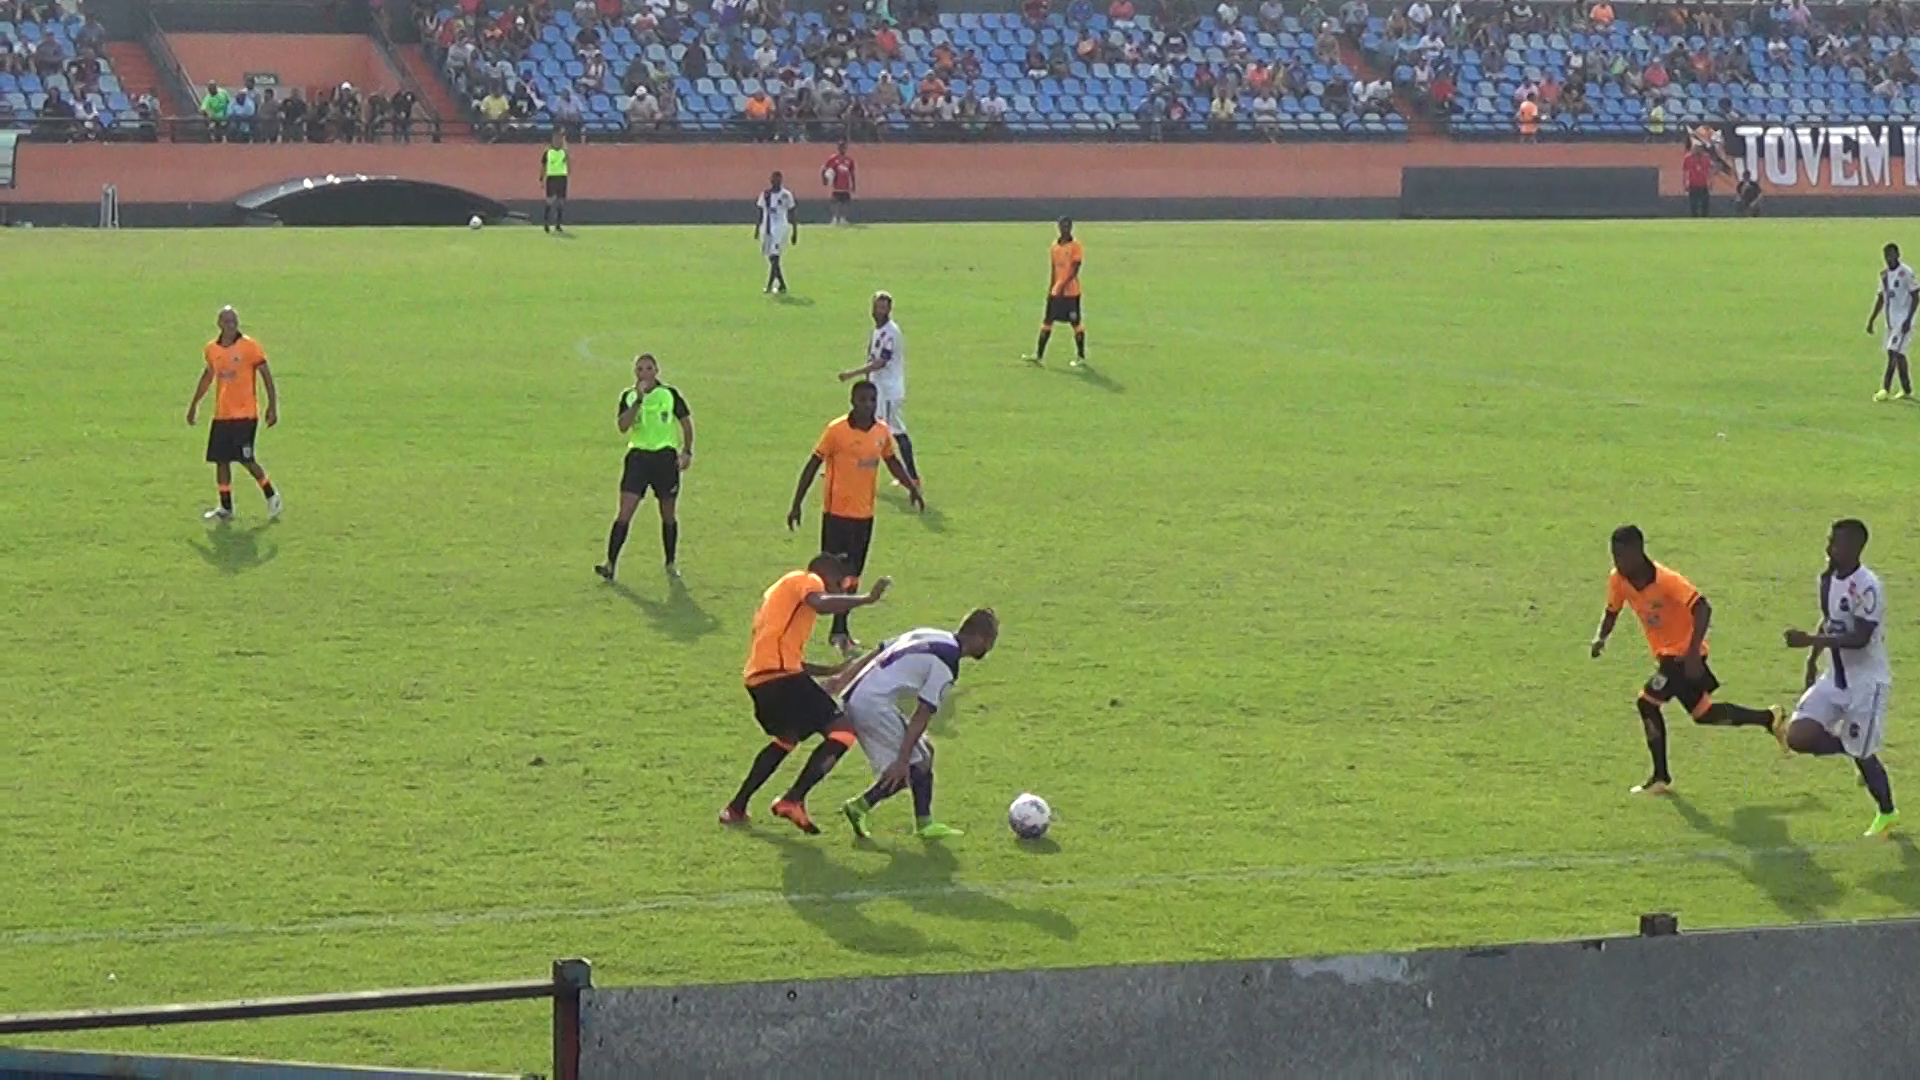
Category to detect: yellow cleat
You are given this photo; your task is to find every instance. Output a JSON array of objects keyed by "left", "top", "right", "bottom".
[
  {"left": 1866, "top": 811, "right": 1900, "bottom": 839},
  {"left": 1771, "top": 705, "right": 1792, "bottom": 755},
  {"left": 1875, "top": 389, "right": 1893, "bottom": 402}
]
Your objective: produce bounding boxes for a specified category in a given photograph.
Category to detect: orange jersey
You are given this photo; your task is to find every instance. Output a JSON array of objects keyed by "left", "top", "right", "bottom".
[
  {"left": 744, "top": 569, "right": 827, "bottom": 686},
  {"left": 813, "top": 415, "right": 895, "bottom": 520},
  {"left": 1050, "top": 239, "right": 1084, "bottom": 298},
  {"left": 1607, "top": 563, "right": 1707, "bottom": 658},
  {"left": 205, "top": 335, "right": 268, "bottom": 420}
]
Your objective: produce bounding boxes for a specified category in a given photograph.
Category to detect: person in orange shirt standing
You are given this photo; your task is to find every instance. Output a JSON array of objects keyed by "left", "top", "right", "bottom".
[
  {"left": 722, "top": 552, "right": 893, "bottom": 833},
  {"left": 787, "top": 380, "right": 924, "bottom": 655},
  {"left": 1027, "top": 217, "right": 1086, "bottom": 367},
  {"left": 1591, "top": 525, "right": 1784, "bottom": 795},
  {"left": 186, "top": 305, "right": 281, "bottom": 521},
  {"left": 1515, "top": 94, "right": 1539, "bottom": 141}
]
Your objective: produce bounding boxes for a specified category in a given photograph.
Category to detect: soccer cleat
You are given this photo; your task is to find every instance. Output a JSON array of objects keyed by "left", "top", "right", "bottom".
[
  {"left": 594, "top": 563, "right": 615, "bottom": 581},
  {"left": 1069, "top": 358, "right": 1085, "bottom": 369},
  {"left": 1022, "top": 353, "right": 1043, "bottom": 365},
  {"left": 1866, "top": 810, "right": 1900, "bottom": 838},
  {"left": 1631, "top": 777, "right": 1673, "bottom": 796},
  {"left": 914, "top": 821, "right": 964, "bottom": 839},
  {"left": 718, "top": 805, "right": 749, "bottom": 826},
  {"left": 665, "top": 562, "right": 681, "bottom": 579},
  {"left": 1899, "top": 390, "right": 1914, "bottom": 401},
  {"left": 771, "top": 798, "right": 821, "bottom": 835},
  {"left": 841, "top": 795, "right": 873, "bottom": 840},
  {"left": 1771, "top": 705, "right": 1792, "bottom": 755},
  {"left": 203, "top": 507, "right": 234, "bottom": 521},
  {"left": 1875, "top": 389, "right": 1893, "bottom": 402},
  {"left": 266, "top": 492, "right": 283, "bottom": 519}
]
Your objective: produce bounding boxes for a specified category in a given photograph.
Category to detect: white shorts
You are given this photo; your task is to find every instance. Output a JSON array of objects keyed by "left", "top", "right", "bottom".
[
  {"left": 877, "top": 391, "right": 907, "bottom": 436},
  {"left": 1887, "top": 324, "right": 1911, "bottom": 356},
  {"left": 1793, "top": 675, "right": 1891, "bottom": 758},
  {"left": 762, "top": 233, "right": 786, "bottom": 259},
  {"left": 845, "top": 692, "right": 931, "bottom": 774}
]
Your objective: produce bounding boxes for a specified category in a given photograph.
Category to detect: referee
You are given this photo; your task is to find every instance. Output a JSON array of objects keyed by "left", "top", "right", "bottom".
[
  {"left": 598, "top": 353, "right": 694, "bottom": 581},
  {"left": 542, "top": 128, "right": 569, "bottom": 234}
]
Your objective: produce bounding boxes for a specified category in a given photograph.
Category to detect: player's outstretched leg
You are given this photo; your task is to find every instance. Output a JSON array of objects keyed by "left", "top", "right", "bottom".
[
  {"left": 1633, "top": 695, "right": 1673, "bottom": 794},
  {"left": 1858, "top": 755, "right": 1899, "bottom": 837},
  {"left": 723, "top": 740, "right": 793, "bottom": 824},
  {"left": 772, "top": 731, "right": 854, "bottom": 834},
  {"left": 1693, "top": 700, "right": 1776, "bottom": 729},
  {"left": 910, "top": 764, "right": 961, "bottom": 838}
]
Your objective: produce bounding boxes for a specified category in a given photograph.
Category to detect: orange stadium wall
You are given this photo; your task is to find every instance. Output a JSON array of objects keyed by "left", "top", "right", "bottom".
[
  {"left": 6, "top": 140, "right": 1920, "bottom": 222},
  {"left": 167, "top": 33, "right": 401, "bottom": 96}
]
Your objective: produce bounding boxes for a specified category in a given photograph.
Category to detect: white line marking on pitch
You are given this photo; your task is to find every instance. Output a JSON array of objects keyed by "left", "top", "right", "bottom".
[{"left": 0, "top": 840, "right": 1883, "bottom": 949}]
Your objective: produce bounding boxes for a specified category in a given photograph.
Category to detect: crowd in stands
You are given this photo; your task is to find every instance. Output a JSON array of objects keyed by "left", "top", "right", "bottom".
[
  {"left": 195, "top": 77, "right": 423, "bottom": 142},
  {"left": 0, "top": 0, "right": 163, "bottom": 140}
]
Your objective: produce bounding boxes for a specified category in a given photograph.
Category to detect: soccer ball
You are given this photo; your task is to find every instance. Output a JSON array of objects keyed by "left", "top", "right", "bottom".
[
  {"left": 1008, "top": 793, "right": 1051, "bottom": 839},
  {"left": 468, "top": 214, "right": 484, "bottom": 229}
]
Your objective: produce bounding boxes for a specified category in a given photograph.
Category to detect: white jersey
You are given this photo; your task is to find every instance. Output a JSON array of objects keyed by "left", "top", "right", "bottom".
[
  {"left": 845, "top": 627, "right": 961, "bottom": 714},
  {"left": 867, "top": 319, "right": 906, "bottom": 399},
  {"left": 1819, "top": 564, "right": 1890, "bottom": 688},
  {"left": 1882, "top": 262, "right": 1918, "bottom": 326},
  {"left": 757, "top": 187, "right": 795, "bottom": 234}
]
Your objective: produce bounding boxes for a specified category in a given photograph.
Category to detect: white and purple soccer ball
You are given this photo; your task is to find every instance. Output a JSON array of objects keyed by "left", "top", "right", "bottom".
[{"left": 1008, "top": 792, "right": 1051, "bottom": 839}]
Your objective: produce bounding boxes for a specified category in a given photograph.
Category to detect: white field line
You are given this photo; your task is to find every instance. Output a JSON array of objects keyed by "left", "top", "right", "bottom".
[{"left": 0, "top": 840, "right": 1875, "bottom": 949}]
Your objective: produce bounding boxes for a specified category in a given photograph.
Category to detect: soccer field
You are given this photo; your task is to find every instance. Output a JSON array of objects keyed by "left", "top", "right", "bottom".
[{"left": 6, "top": 219, "right": 1920, "bottom": 1072}]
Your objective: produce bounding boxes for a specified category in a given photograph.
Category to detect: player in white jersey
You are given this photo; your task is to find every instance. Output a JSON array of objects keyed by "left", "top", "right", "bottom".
[
  {"left": 1782, "top": 518, "right": 1899, "bottom": 838},
  {"left": 1867, "top": 242, "right": 1917, "bottom": 401},
  {"left": 755, "top": 171, "right": 798, "bottom": 295},
  {"left": 829, "top": 609, "right": 999, "bottom": 840},
  {"left": 838, "top": 290, "right": 920, "bottom": 483}
]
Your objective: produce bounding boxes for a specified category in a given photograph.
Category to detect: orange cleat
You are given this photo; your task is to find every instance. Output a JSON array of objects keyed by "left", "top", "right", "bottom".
[{"left": 771, "top": 799, "right": 821, "bottom": 835}]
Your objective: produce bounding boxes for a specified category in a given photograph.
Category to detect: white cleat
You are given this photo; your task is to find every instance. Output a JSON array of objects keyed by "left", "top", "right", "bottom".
[
  {"left": 203, "top": 507, "right": 234, "bottom": 521},
  {"left": 267, "top": 492, "right": 284, "bottom": 519},
  {"left": 665, "top": 562, "right": 681, "bottom": 579}
]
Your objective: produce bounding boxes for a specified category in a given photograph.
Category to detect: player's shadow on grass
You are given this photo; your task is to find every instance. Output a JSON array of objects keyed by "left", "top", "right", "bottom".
[
  {"left": 1669, "top": 794, "right": 1843, "bottom": 921},
  {"left": 1032, "top": 360, "right": 1125, "bottom": 394},
  {"left": 772, "top": 293, "right": 816, "bottom": 307},
  {"left": 1861, "top": 834, "right": 1920, "bottom": 911},
  {"left": 756, "top": 831, "right": 1077, "bottom": 957},
  {"left": 882, "top": 489, "right": 947, "bottom": 532},
  {"left": 186, "top": 520, "right": 279, "bottom": 575},
  {"left": 608, "top": 576, "right": 721, "bottom": 642}
]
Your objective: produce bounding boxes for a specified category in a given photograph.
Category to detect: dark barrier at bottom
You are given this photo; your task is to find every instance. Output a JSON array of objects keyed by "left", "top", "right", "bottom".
[
  {"left": 1401, "top": 166, "right": 1661, "bottom": 218},
  {"left": 580, "top": 918, "right": 1920, "bottom": 1078}
]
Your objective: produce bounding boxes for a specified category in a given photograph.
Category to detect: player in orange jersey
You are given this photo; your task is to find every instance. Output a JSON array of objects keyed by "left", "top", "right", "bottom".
[{"left": 185, "top": 306, "right": 281, "bottom": 521}]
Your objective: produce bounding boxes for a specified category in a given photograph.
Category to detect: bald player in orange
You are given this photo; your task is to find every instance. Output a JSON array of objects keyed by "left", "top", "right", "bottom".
[
  {"left": 1026, "top": 216, "right": 1086, "bottom": 368},
  {"left": 786, "top": 380, "right": 923, "bottom": 656},
  {"left": 1591, "top": 525, "right": 1784, "bottom": 796},
  {"left": 721, "top": 552, "right": 894, "bottom": 833},
  {"left": 186, "top": 306, "right": 282, "bottom": 521}
]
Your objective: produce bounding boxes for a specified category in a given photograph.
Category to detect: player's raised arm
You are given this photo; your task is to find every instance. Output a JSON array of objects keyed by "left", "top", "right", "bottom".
[
  {"left": 185, "top": 365, "right": 214, "bottom": 425},
  {"left": 787, "top": 453, "right": 824, "bottom": 529},
  {"left": 617, "top": 387, "right": 642, "bottom": 433},
  {"left": 1590, "top": 607, "right": 1620, "bottom": 658},
  {"left": 803, "top": 574, "right": 890, "bottom": 616}
]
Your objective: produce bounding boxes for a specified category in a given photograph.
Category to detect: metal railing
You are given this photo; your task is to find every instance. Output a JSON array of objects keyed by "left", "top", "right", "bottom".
[{"left": 0, "top": 958, "right": 590, "bottom": 1080}]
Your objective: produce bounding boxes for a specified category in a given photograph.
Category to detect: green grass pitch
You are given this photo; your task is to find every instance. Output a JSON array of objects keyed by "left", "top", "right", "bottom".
[{"left": 5, "top": 220, "right": 1920, "bottom": 1072}]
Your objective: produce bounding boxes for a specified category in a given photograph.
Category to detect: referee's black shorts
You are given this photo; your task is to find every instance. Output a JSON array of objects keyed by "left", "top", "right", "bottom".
[
  {"left": 619, "top": 448, "right": 680, "bottom": 500},
  {"left": 545, "top": 175, "right": 569, "bottom": 199},
  {"left": 820, "top": 513, "right": 875, "bottom": 578},
  {"left": 747, "top": 672, "right": 844, "bottom": 745}
]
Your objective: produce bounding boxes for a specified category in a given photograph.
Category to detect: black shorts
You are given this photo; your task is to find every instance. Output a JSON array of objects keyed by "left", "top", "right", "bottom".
[
  {"left": 1644, "top": 656, "right": 1720, "bottom": 716},
  {"left": 619, "top": 448, "right": 680, "bottom": 500},
  {"left": 748, "top": 672, "right": 844, "bottom": 744},
  {"left": 205, "top": 418, "right": 259, "bottom": 464},
  {"left": 820, "top": 513, "right": 874, "bottom": 578},
  {"left": 545, "top": 175, "right": 569, "bottom": 199},
  {"left": 1044, "top": 295, "right": 1082, "bottom": 325},
  {"left": 831, "top": 190, "right": 851, "bottom": 203}
]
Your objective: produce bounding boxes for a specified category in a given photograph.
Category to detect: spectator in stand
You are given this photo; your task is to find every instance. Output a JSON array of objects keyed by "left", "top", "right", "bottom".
[
  {"left": 1207, "top": 84, "right": 1237, "bottom": 130},
  {"left": 32, "top": 33, "right": 60, "bottom": 78},
  {"left": 1250, "top": 86, "right": 1279, "bottom": 136},
  {"left": 1314, "top": 23, "right": 1340, "bottom": 62},
  {"left": 229, "top": 88, "right": 257, "bottom": 142},
  {"left": 480, "top": 83, "right": 511, "bottom": 139},
  {"left": 623, "top": 53, "right": 655, "bottom": 94},
  {"left": 391, "top": 88, "right": 417, "bottom": 142},
  {"left": 76, "top": 12, "right": 105, "bottom": 53},
  {"left": 1253, "top": 0, "right": 1282, "bottom": 30},
  {"left": 1073, "top": 29, "right": 1099, "bottom": 62},
  {"left": 368, "top": 91, "right": 390, "bottom": 141},
  {"left": 131, "top": 91, "right": 159, "bottom": 140},
  {"left": 1515, "top": 91, "right": 1538, "bottom": 140},
  {"left": 1406, "top": 0, "right": 1430, "bottom": 27},
  {"left": 1220, "top": 23, "right": 1249, "bottom": 62},
  {"left": 1245, "top": 58, "right": 1272, "bottom": 91},
  {"left": 872, "top": 69, "right": 902, "bottom": 114},
  {"left": 554, "top": 87, "right": 584, "bottom": 139},
  {"left": 1645, "top": 95, "right": 1665, "bottom": 138},
  {"left": 1416, "top": 23, "right": 1444, "bottom": 58},
  {"left": 1024, "top": 45, "right": 1048, "bottom": 78},
  {"left": 1339, "top": 0, "right": 1368, "bottom": 35},
  {"left": 200, "top": 82, "right": 231, "bottom": 141},
  {"left": 306, "top": 93, "right": 331, "bottom": 141},
  {"left": 74, "top": 94, "right": 102, "bottom": 140},
  {"left": 1067, "top": 0, "right": 1093, "bottom": 25},
  {"left": 1644, "top": 57, "right": 1668, "bottom": 91},
  {"left": 871, "top": 21, "right": 901, "bottom": 60},
  {"left": 38, "top": 86, "right": 75, "bottom": 140},
  {"left": 907, "top": 84, "right": 938, "bottom": 129},
  {"left": 627, "top": 83, "right": 662, "bottom": 129},
  {"left": 64, "top": 47, "right": 100, "bottom": 96},
  {"left": 277, "top": 88, "right": 305, "bottom": 142},
  {"left": 980, "top": 81, "right": 1008, "bottom": 130},
  {"left": 1110, "top": 0, "right": 1135, "bottom": 26},
  {"left": 1023, "top": 0, "right": 1048, "bottom": 26},
  {"left": 959, "top": 48, "right": 981, "bottom": 79},
  {"left": 683, "top": 38, "right": 709, "bottom": 78},
  {"left": 752, "top": 37, "right": 778, "bottom": 74},
  {"left": 1588, "top": 0, "right": 1611, "bottom": 28},
  {"left": 1217, "top": 0, "right": 1240, "bottom": 27},
  {"left": 339, "top": 84, "right": 364, "bottom": 142},
  {"left": 744, "top": 88, "right": 775, "bottom": 138},
  {"left": 581, "top": 47, "right": 609, "bottom": 95}
]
